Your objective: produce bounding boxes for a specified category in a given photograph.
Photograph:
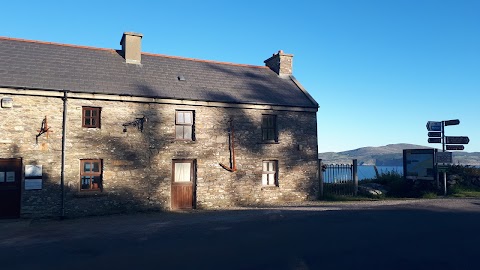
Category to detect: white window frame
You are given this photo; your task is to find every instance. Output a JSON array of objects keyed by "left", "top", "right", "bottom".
[
  {"left": 262, "top": 160, "right": 278, "bottom": 186},
  {"left": 175, "top": 110, "right": 194, "bottom": 140}
]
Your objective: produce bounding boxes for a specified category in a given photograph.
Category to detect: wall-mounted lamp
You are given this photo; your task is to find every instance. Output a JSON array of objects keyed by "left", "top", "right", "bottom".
[
  {"left": 1, "top": 97, "right": 13, "bottom": 108},
  {"left": 122, "top": 116, "right": 147, "bottom": 133}
]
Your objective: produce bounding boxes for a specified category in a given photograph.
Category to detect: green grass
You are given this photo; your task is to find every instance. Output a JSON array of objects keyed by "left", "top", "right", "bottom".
[
  {"left": 449, "top": 185, "right": 480, "bottom": 198},
  {"left": 421, "top": 192, "right": 438, "bottom": 199}
]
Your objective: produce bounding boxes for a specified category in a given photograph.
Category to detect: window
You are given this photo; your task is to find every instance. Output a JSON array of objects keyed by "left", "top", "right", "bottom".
[
  {"left": 82, "top": 107, "right": 101, "bottom": 128},
  {"left": 262, "top": 160, "right": 278, "bottom": 186},
  {"left": 175, "top": 110, "right": 194, "bottom": 140},
  {"left": 173, "top": 160, "right": 194, "bottom": 183},
  {"left": 80, "top": 159, "right": 103, "bottom": 191},
  {"left": 262, "top": 115, "right": 277, "bottom": 142}
]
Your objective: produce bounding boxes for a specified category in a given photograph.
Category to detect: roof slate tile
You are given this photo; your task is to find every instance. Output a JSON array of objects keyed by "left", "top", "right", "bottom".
[{"left": 0, "top": 37, "right": 317, "bottom": 108}]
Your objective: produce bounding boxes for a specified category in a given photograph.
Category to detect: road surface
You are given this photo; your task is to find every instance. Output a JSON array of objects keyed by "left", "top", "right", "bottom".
[{"left": 1, "top": 198, "right": 479, "bottom": 270}]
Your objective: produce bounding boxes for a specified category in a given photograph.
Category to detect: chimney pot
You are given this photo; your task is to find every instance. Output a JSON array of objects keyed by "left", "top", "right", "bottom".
[{"left": 120, "top": 32, "right": 143, "bottom": 64}]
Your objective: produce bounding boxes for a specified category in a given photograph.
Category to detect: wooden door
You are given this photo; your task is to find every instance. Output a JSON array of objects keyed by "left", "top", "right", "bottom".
[
  {"left": 0, "top": 158, "right": 22, "bottom": 218},
  {"left": 171, "top": 160, "right": 195, "bottom": 210}
]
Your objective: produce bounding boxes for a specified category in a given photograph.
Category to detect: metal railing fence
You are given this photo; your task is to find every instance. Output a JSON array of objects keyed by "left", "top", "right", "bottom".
[{"left": 319, "top": 159, "right": 358, "bottom": 197}]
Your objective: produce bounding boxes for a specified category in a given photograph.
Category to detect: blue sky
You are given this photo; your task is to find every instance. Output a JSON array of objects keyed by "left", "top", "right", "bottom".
[{"left": 2, "top": 0, "right": 479, "bottom": 152}]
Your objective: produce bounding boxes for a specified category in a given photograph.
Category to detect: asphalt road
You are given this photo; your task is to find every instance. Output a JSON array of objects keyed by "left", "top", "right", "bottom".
[{"left": 1, "top": 198, "right": 480, "bottom": 270}]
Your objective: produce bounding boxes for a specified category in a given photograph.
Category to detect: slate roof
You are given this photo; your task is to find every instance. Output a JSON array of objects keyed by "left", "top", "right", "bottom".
[{"left": 0, "top": 36, "right": 318, "bottom": 109}]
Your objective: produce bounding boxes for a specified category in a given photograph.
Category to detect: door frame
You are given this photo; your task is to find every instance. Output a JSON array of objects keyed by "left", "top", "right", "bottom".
[{"left": 171, "top": 159, "right": 196, "bottom": 210}]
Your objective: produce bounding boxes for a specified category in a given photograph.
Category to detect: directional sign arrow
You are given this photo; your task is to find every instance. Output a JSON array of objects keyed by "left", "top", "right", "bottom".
[
  {"left": 446, "top": 145, "right": 465, "bottom": 151},
  {"left": 428, "top": 138, "right": 442, "bottom": 143},
  {"left": 426, "top": 121, "right": 442, "bottom": 131},
  {"left": 445, "top": 136, "right": 469, "bottom": 144},
  {"left": 444, "top": 119, "right": 460, "bottom": 126},
  {"left": 428, "top": 132, "right": 442, "bottom": 137}
]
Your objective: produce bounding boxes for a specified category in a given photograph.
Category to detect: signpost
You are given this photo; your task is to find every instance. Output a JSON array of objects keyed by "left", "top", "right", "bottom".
[
  {"left": 445, "top": 136, "right": 470, "bottom": 145},
  {"left": 444, "top": 119, "right": 460, "bottom": 126},
  {"left": 426, "top": 121, "right": 442, "bottom": 131},
  {"left": 436, "top": 152, "right": 452, "bottom": 164},
  {"left": 437, "top": 165, "right": 449, "bottom": 173},
  {"left": 425, "top": 119, "right": 470, "bottom": 196},
  {"left": 446, "top": 145, "right": 464, "bottom": 151}
]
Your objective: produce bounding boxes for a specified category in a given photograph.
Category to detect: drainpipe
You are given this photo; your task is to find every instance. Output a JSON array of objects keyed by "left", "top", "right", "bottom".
[{"left": 60, "top": 91, "right": 68, "bottom": 219}]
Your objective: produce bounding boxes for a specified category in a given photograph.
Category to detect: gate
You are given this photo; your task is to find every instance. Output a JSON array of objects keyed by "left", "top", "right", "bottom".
[{"left": 319, "top": 159, "right": 358, "bottom": 197}]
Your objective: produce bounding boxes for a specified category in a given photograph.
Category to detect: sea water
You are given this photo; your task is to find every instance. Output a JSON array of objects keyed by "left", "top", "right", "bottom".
[{"left": 357, "top": 166, "right": 403, "bottom": 180}]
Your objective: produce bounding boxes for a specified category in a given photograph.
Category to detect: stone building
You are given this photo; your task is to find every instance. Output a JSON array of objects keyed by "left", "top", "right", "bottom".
[{"left": 0, "top": 32, "right": 319, "bottom": 218}]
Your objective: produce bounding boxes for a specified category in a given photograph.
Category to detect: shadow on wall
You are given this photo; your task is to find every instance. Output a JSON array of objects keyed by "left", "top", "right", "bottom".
[
  {"left": 6, "top": 144, "right": 20, "bottom": 158},
  {"left": 41, "top": 72, "right": 318, "bottom": 217}
]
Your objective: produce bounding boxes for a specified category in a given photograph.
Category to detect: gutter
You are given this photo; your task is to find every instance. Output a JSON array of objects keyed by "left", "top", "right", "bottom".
[
  {"left": 0, "top": 85, "right": 318, "bottom": 112},
  {"left": 60, "top": 91, "right": 68, "bottom": 219}
]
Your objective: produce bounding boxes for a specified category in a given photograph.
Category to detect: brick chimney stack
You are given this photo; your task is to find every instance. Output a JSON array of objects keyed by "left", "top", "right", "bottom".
[
  {"left": 120, "top": 32, "right": 143, "bottom": 64},
  {"left": 264, "top": 50, "right": 293, "bottom": 76}
]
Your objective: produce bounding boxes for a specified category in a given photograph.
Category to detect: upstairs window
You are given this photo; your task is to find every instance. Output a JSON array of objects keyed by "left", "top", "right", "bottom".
[
  {"left": 262, "top": 160, "right": 278, "bottom": 186},
  {"left": 80, "top": 159, "right": 103, "bottom": 191},
  {"left": 262, "top": 115, "right": 277, "bottom": 142},
  {"left": 176, "top": 110, "right": 194, "bottom": 140},
  {"left": 82, "top": 107, "right": 101, "bottom": 128}
]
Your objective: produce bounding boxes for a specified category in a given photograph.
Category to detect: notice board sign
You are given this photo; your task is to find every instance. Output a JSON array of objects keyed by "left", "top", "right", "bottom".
[
  {"left": 25, "top": 179, "right": 42, "bottom": 190},
  {"left": 403, "top": 149, "right": 437, "bottom": 181},
  {"left": 25, "top": 165, "right": 43, "bottom": 190}
]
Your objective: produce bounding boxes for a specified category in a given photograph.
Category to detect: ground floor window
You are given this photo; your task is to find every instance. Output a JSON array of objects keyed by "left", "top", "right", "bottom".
[
  {"left": 262, "top": 160, "right": 278, "bottom": 186},
  {"left": 80, "top": 159, "right": 102, "bottom": 191}
]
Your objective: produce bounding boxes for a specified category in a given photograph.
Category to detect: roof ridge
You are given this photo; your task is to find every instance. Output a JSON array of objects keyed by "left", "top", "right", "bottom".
[
  {"left": 0, "top": 36, "right": 115, "bottom": 53},
  {"left": 142, "top": 52, "right": 267, "bottom": 69},
  {"left": 0, "top": 35, "right": 268, "bottom": 69}
]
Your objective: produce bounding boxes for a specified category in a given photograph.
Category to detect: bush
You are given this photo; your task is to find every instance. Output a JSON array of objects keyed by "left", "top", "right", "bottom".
[
  {"left": 369, "top": 171, "right": 438, "bottom": 198},
  {"left": 446, "top": 165, "right": 480, "bottom": 188}
]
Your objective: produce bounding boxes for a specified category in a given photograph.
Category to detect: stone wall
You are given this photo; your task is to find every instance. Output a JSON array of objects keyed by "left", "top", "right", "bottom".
[{"left": 0, "top": 91, "right": 318, "bottom": 218}]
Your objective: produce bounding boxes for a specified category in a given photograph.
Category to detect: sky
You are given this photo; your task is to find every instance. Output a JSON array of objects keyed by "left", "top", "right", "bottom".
[{"left": 1, "top": 0, "right": 479, "bottom": 153}]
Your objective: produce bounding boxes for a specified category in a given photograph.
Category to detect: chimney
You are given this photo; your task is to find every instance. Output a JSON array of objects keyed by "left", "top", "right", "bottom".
[
  {"left": 264, "top": 50, "right": 293, "bottom": 76},
  {"left": 120, "top": 32, "right": 143, "bottom": 64}
]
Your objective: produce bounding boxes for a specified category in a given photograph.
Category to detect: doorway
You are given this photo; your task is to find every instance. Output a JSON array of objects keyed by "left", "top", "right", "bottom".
[
  {"left": 0, "top": 158, "right": 22, "bottom": 218},
  {"left": 171, "top": 159, "right": 196, "bottom": 210}
]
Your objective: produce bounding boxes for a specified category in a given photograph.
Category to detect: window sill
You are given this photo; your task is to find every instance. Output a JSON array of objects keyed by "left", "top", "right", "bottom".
[
  {"left": 261, "top": 186, "right": 279, "bottom": 190},
  {"left": 175, "top": 140, "right": 197, "bottom": 144},
  {"left": 74, "top": 190, "right": 107, "bottom": 198}
]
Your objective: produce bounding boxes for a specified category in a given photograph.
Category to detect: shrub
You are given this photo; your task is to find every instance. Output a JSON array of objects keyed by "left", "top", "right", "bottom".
[
  {"left": 447, "top": 165, "right": 480, "bottom": 188},
  {"left": 370, "top": 171, "right": 438, "bottom": 198}
]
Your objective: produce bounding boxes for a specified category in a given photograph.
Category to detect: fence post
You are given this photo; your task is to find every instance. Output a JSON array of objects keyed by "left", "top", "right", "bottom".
[
  {"left": 353, "top": 159, "right": 358, "bottom": 196},
  {"left": 318, "top": 159, "right": 324, "bottom": 199}
]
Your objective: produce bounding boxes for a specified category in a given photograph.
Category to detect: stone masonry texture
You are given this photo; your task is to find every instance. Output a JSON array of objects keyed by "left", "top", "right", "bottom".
[{"left": 0, "top": 93, "right": 318, "bottom": 218}]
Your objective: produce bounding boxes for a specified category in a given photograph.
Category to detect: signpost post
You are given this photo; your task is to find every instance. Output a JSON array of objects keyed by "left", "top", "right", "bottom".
[{"left": 426, "top": 119, "right": 469, "bottom": 195}]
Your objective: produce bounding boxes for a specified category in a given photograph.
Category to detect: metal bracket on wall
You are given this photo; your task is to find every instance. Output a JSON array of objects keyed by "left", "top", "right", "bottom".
[
  {"left": 36, "top": 116, "right": 52, "bottom": 144},
  {"left": 122, "top": 116, "right": 147, "bottom": 132},
  {"left": 220, "top": 119, "right": 237, "bottom": 172}
]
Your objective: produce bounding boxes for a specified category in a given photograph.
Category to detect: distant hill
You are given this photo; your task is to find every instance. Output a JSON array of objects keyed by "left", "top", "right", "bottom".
[{"left": 319, "top": 144, "right": 480, "bottom": 166}]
